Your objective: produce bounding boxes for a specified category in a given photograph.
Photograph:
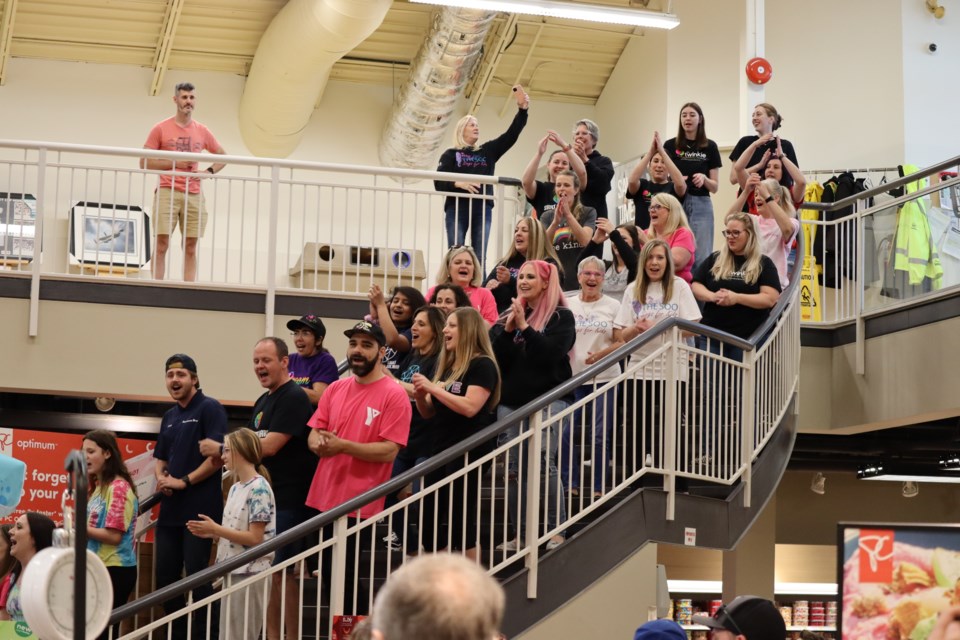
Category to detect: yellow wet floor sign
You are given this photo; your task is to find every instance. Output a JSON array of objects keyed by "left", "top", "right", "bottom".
[{"left": 800, "top": 254, "right": 821, "bottom": 321}]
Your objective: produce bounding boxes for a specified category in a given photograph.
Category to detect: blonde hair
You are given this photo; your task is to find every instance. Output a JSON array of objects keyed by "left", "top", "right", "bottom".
[
  {"left": 435, "top": 245, "right": 482, "bottom": 287},
  {"left": 227, "top": 429, "right": 272, "bottom": 484},
  {"left": 433, "top": 307, "right": 501, "bottom": 410},
  {"left": 711, "top": 211, "right": 763, "bottom": 284},
  {"left": 496, "top": 217, "right": 561, "bottom": 268},
  {"left": 454, "top": 115, "right": 478, "bottom": 150},
  {"left": 633, "top": 239, "right": 676, "bottom": 306},
  {"left": 650, "top": 192, "right": 690, "bottom": 237},
  {"left": 759, "top": 178, "right": 796, "bottom": 218}
]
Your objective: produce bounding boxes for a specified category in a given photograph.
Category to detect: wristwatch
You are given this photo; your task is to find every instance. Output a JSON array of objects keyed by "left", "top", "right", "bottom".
[
  {"left": 181, "top": 474, "right": 192, "bottom": 488},
  {"left": 764, "top": 195, "right": 775, "bottom": 203}
]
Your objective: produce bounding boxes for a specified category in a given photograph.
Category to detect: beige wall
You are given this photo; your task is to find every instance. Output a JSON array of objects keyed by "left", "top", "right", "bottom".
[
  {"left": 799, "top": 315, "right": 960, "bottom": 433},
  {"left": 517, "top": 543, "right": 660, "bottom": 640},
  {"left": 0, "top": 295, "right": 359, "bottom": 404}
]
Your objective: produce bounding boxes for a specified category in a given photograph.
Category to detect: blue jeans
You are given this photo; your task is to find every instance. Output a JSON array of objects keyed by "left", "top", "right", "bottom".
[
  {"left": 683, "top": 194, "right": 714, "bottom": 272},
  {"left": 560, "top": 385, "right": 614, "bottom": 493},
  {"left": 497, "top": 401, "right": 568, "bottom": 541},
  {"left": 445, "top": 200, "right": 493, "bottom": 269}
]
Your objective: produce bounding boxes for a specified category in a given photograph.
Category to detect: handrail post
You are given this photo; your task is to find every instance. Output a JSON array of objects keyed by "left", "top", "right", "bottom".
[
  {"left": 524, "top": 410, "right": 543, "bottom": 599},
  {"left": 65, "top": 450, "right": 88, "bottom": 640},
  {"left": 264, "top": 165, "right": 280, "bottom": 335},
  {"left": 855, "top": 205, "right": 866, "bottom": 375},
  {"left": 329, "top": 517, "right": 348, "bottom": 637},
  {"left": 28, "top": 147, "right": 46, "bottom": 337},
  {"left": 662, "top": 326, "right": 678, "bottom": 521},
  {"left": 740, "top": 349, "right": 756, "bottom": 508}
]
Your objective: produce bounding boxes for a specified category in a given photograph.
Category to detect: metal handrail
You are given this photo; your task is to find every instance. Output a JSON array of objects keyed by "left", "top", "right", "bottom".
[
  {"left": 801, "top": 154, "right": 960, "bottom": 213},
  {"left": 111, "top": 237, "right": 803, "bottom": 623}
]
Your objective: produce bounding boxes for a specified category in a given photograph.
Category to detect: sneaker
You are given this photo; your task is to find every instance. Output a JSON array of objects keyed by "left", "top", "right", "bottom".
[
  {"left": 644, "top": 453, "right": 653, "bottom": 466},
  {"left": 496, "top": 538, "right": 520, "bottom": 551},
  {"left": 546, "top": 536, "right": 565, "bottom": 551},
  {"left": 382, "top": 531, "right": 402, "bottom": 551}
]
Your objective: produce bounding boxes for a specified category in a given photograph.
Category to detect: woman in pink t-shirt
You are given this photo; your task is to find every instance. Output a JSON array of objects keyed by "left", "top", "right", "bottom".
[
  {"left": 426, "top": 246, "right": 499, "bottom": 325},
  {"left": 639, "top": 193, "right": 696, "bottom": 283}
]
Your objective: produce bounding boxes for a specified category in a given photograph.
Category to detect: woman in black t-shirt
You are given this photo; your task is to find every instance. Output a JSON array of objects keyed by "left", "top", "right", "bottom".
[
  {"left": 382, "top": 305, "right": 445, "bottom": 552},
  {"left": 626, "top": 131, "right": 687, "bottom": 229},
  {"left": 538, "top": 170, "right": 598, "bottom": 291},
  {"left": 413, "top": 307, "right": 501, "bottom": 559},
  {"left": 521, "top": 130, "right": 587, "bottom": 221},
  {"left": 728, "top": 102, "right": 799, "bottom": 186},
  {"left": 484, "top": 216, "right": 562, "bottom": 313},
  {"left": 662, "top": 103, "right": 722, "bottom": 273},
  {"left": 691, "top": 211, "right": 781, "bottom": 347}
]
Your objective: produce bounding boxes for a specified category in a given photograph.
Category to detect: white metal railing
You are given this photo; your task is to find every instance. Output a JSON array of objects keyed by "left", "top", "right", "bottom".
[
  {"left": 799, "top": 158, "right": 960, "bottom": 329},
  {"left": 0, "top": 139, "right": 523, "bottom": 321},
  {"left": 109, "top": 280, "right": 801, "bottom": 639}
]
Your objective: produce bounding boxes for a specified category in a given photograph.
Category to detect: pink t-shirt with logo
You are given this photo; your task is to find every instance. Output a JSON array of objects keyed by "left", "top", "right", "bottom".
[
  {"left": 305, "top": 375, "right": 410, "bottom": 518},
  {"left": 143, "top": 117, "right": 221, "bottom": 194}
]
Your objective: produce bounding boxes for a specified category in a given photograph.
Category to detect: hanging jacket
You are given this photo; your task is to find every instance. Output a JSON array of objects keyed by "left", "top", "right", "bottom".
[{"left": 894, "top": 165, "right": 943, "bottom": 287}]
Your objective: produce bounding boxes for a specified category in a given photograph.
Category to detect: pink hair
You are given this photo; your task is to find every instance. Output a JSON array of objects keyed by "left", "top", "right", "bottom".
[{"left": 522, "top": 260, "right": 567, "bottom": 332}]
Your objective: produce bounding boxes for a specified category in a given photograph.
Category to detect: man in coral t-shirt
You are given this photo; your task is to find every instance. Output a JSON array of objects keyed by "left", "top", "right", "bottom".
[
  {"left": 306, "top": 321, "right": 410, "bottom": 517},
  {"left": 141, "top": 82, "right": 225, "bottom": 281},
  {"left": 307, "top": 320, "right": 410, "bottom": 614}
]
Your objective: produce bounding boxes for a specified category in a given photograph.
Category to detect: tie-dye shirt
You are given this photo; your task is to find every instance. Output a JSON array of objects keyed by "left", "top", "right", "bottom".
[{"left": 87, "top": 477, "right": 138, "bottom": 567}]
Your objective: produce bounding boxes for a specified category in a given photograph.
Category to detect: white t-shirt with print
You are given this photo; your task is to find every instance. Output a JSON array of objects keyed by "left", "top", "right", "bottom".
[
  {"left": 614, "top": 276, "right": 701, "bottom": 380},
  {"left": 216, "top": 475, "right": 277, "bottom": 575},
  {"left": 566, "top": 293, "right": 622, "bottom": 382}
]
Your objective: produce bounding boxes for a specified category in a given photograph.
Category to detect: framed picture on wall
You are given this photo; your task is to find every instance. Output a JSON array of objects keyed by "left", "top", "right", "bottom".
[
  {"left": 69, "top": 202, "right": 151, "bottom": 267},
  {"left": 0, "top": 192, "right": 38, "bottom": 261}
]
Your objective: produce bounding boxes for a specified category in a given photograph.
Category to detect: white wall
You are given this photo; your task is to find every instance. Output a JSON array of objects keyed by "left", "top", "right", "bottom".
[{"left": 901, "top": 0, "right": 960, "bottom": 167}]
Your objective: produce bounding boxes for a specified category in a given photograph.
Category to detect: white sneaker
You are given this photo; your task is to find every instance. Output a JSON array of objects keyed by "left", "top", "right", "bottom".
[
  {"left": 546, "top": 537, "right": 565, "bottom": 551},
  {"left": 644, "top": 453, "right": 653, "bottom": 466},
  {"left": 497, "top": 538, "right": 520, "bottom": 551}
]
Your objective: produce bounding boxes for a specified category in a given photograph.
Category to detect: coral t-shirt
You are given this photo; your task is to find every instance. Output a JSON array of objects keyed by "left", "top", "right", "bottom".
[
  {"left": 143, "top": 117, "right": 221, "bottom": 194},
  {"left": 305, "top": 376, "right": 410, "bottom": 518}
]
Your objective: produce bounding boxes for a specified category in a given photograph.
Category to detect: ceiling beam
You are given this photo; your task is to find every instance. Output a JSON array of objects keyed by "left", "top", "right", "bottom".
[
  {"left": 0, "top": 0, "right": 19, "bottom": 86},
  {"left": 467, "top": 12, "right": 519, "bottom": 113},
  {"left": 150, "top": 0, "right": 187, "bottom": 96}
]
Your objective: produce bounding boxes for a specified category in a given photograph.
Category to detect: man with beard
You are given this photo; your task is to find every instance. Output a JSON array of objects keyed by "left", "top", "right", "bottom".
[
  {"left": 197, "top": 337, "right": 315, "bottom": 640},
  {"left": 306, "top": 321, "right": 410, "bottom": 614},
  {"left": 154, "top": 354, "right": 226, "bottom": 640}
]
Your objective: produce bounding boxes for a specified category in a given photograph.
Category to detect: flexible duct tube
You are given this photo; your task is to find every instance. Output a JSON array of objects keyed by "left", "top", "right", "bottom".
[
  {"left": 239, "top": 0, "right": 392, "bottom": 157},
  {"left": 378, "top": 7, "right": 496, "bottom": 172}
]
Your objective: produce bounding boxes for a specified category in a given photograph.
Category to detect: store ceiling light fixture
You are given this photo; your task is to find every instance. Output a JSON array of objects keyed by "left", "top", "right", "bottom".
[
  {"left": 857, "top": 461, "right": 960, "bottom": 484},
  {"left": 810, "top": 472, "right": 826, "bottom": 495},
  {"left": 408, "top": 0, "right": 681, "bottom": 29}
]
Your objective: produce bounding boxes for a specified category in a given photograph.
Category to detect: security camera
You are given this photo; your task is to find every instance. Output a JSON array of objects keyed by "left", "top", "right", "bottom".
[{"left": 928, "top": 43, "right": 938, "bottom": 53}]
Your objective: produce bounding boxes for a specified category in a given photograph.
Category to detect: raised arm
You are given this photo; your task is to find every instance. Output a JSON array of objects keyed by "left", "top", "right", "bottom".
[
  {"left": 522, "top": 136, "right": 549, "bottom": 200},
  {"left": 655, "top": 132, "right": 687, "bottom": 198},
  {"left": 627, "top": 135, "right": 658, "bottom": 195},
  {"left": 547, "top": 130, "right": 587, "bottom": 188}
]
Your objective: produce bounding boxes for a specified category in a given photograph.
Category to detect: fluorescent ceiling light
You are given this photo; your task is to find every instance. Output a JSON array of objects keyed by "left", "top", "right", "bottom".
[
  {"left": 859, "top": 474, "right": 960, "bottom": 484},
  {"left": 409, "top": 0, "right": 680, "bottom": 29},
  {"left": 666, "top": 581, "right": 837, "bottom": 596}
]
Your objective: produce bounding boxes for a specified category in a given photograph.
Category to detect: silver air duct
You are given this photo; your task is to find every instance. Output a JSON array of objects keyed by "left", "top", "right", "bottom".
[
  {"left": 378, "top": 7, "right": 496, "bottom": 172},
  {"left": 239, "top": 0, "right": 393, "bottom": 158}
]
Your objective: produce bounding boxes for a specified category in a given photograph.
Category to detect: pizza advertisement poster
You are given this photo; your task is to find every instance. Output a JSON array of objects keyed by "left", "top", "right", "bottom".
[
  {"left": 0, "top": 427, "right": 155, "bottom": 529},
  {"left": 840, "top": 523, "right": 960, "bottom": 640}
]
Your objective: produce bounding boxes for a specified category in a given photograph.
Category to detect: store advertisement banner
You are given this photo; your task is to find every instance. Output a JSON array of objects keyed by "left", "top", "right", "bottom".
[
  {"left": 840, "top": 523, "right": 960, "bottom": 640},
  {"left": 0, "top": 427, "right": 155, "bottom": 527},
  {"left": 0, "top": 619, "right": 38, "bottom": 639}
]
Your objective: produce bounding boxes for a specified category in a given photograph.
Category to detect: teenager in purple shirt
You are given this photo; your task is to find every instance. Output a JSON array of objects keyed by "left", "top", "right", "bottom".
[{"left": 286, "top": 314, "right": 339, "bottom": 405}]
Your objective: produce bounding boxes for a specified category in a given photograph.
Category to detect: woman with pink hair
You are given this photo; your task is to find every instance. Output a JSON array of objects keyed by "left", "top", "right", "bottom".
[{"left": 490, "top": 260, "right": 575, "bottom": 551}]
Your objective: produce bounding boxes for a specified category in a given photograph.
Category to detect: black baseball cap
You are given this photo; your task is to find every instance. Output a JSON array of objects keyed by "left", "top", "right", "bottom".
[
  {"left": 165, "top": 353, "right": 198, "bottom": 375},
  {"left": 343, "top": 320, "right": 386, "bottom": 346},
  {"left": 692, "top": 596, "right": 785, "bottom": 640},
  {"left": 286, "top": 314, "right": 327, "bottom": 338}
]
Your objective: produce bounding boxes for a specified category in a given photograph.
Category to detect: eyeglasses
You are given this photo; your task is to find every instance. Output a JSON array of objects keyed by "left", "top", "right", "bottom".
[
  {"left": 580, "top": 271, "right": 605, "bottom": 278},
  {"left": 711, "top": 605, "right": 745, "bottom": 637},
  {"left": 648, "top": 203, "right": 665, "bottom": 212},
  {"left": 721, "top": 230, "right": 744, "bottom": 238}
]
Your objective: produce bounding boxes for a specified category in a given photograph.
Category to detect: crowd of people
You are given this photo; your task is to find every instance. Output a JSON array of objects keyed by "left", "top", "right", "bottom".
[{"left": 0, "top": 83, "right": 803, "bottom": 639}]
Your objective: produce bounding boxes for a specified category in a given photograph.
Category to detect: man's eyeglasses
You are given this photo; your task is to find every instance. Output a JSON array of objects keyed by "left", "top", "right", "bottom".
[{"left": 721, "top": 230, "right": 744, "bottom": 239}]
